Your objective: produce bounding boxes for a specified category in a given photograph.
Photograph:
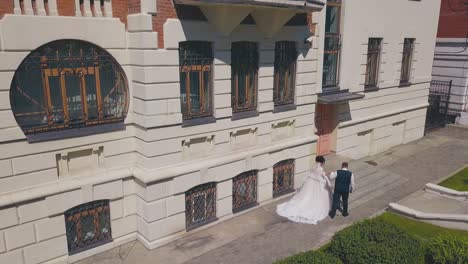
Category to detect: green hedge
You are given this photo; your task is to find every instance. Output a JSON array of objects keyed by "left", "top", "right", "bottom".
[
  {"left": 275, "top": 250, "right": 342, "bottom": 264},
  {"left": 327, "top": 218, "right": 422, "bottom": 264},
  {"left": 425, "top": 235, "right": 468, "bottom": 264}
]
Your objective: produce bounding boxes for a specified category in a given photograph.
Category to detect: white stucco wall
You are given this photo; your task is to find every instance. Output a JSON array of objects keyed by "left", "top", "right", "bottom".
[{"left": 314, "top": 0, "right": 441, "bottom": 159}]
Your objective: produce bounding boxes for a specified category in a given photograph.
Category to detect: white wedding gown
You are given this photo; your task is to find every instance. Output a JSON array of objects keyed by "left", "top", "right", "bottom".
[{"left": 276, "top": 163, "right": 332, "bottom": 224}]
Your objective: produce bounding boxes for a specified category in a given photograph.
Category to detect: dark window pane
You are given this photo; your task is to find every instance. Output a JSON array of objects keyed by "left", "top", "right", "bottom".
[
  {"left": 179, "top": 41, "right": 213, "bottom": 120},
  {"left": 232, "top": 171, "right": 258, "bottom": 213},
  {"left": 365, "top": 38, "right": 382, "bottom": 89},
  {"left": 325, "top": 6, "right": 340, "bottom": 33},
  {"left": 274, "top": 41, "right": 297, "bottom": 106},
  {"left": 231, "top": 42, "right": 258, "bottom": 113},
  {"left": 65, "top": 73, "right": 83, "bottom": 123}
]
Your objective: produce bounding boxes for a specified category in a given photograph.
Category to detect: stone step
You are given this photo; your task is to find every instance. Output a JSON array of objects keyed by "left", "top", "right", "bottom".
[
  {"left": 350, "top": 177, "right": 408, "bottom": 210},
  {"left": 352, "top": 171, "right": 402, "bottom": 202},
  {"left": 355, "top": 169, "right": 395, "bottom": 189}
]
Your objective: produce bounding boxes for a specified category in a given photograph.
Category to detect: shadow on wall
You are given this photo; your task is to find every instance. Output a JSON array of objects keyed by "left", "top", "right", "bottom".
[{"left": 337, "top": 103, "right": 352, "bottom": 123}]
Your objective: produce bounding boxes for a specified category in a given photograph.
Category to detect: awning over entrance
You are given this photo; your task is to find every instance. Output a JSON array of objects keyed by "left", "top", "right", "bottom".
[
  {"left": 173, "top": 0, "right": 325, "bottom": 37},
  {"left": 318, "top": 89, "right": 365, "bottom": 104}
]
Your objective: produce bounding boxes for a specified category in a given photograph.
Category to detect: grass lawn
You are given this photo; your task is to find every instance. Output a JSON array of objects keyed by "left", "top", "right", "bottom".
[
  {"left": 439, "top": 166, "right": 468, "bottom": 191},
  {"left": 318, "top": 212, "right": 468, "bottom": 252}
]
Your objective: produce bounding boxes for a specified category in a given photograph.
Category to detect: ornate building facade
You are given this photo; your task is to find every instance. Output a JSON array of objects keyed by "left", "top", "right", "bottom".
[{"left": 0, "top": 0, "right": 440, "bottom": 263}]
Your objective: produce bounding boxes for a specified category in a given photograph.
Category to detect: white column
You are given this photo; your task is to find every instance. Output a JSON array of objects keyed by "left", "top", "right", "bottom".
[
  {"left": 83, "top": 0, "right": 93, "bottom": 17},
  {"left": 75, "top": 0, "right": 82, "bottom": 16},
  {"left": 23, "top": 0, "right": 34, "bottom": 15},
  {"left": 36, "top": 0, "right": 47, "bottom": 15},
  {"left": 13, "top": 0, "right": 22, "bottom": 14},
  {"left": 93, "top": 0, "right": 103, "bottom": 17},
  {"left": 47, "top": 0, "right": 58, "bottom": 16},
  {"left": 103, "top": 0, "right": 112, "bottom": 17}
]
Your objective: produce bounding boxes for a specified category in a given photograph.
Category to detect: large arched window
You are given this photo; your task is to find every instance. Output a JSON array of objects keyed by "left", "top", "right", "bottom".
[{"left": 10, "top": 39, "right": 128, "bottom": 139}]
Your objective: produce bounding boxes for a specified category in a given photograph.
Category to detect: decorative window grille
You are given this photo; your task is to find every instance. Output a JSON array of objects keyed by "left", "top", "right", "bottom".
[
  {"left": 64, "top": 200, "right": 112, "bottom": 255},
  {"left": 179, "top": 41, "right": 214, "bottom": 120},
  {"left": 10, "top": 40, "right": 128, "bottom": 136},
  {"left": 273, "top": 159, "right": 295, "bottom": 197},
  {"left": 322, "top": 1, "right": 341, "bottom": 90},
  {"left": 231, "top": 42, "right": 259, "bottom": 113},
  {"left": 232, "top": 170, "right": 258, "bottom": 213},
  {"left": 365, "top": 38, "right": 382, "bottom": 90},
  {"left": 400, "top": 38, "right": 415, "bottom": 84},
  {"left": 274, "top": 41, "right": 297, "bottom": 107},
  {"left": 185, "top": 182, "right": 217, "bottom": 230}
]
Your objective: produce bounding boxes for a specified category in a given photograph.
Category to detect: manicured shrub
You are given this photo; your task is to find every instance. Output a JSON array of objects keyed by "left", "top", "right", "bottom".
[
  {"left": 425, "top": 235, "right": 468, "bottom": 264},
  {"left": 327, "top": 218, "right": 422, "bottom": 264},
  {"left": 275, "top": 250, "right": 342, "bottom": 264}
]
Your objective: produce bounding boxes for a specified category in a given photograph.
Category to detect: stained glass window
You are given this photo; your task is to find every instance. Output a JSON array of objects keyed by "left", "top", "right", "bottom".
[
  {"left": 231, "top": 42, "right": 258, "bottom": 113},
  {"left": 273, "top": 159, "right": 295, "bottom": 197},
  {"left": 232, "top": 170, "right": 258, "bottom": 213},
  {"left": 10, "top": 40, "right": 128, "bottom": 137},
  {"left": 185, "top": 182, "right": 217, "bottom": 230},
  {"left": 64, "top": 200, "right": 112, "bottom": 255}
]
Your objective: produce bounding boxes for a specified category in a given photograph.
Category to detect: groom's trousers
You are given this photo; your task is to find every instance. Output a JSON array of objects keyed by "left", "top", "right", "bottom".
[{"left": 331, "top": 191, "right": 349, "bottom": 216}]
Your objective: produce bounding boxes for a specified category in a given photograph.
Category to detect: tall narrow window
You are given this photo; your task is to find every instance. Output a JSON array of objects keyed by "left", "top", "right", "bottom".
[
  {"left": 179, "top": 41, "right": 213, "bottom": 121},
  {"left": 10, "top": 40, "right": 129, "bottom": 139},
  {"left": 322, "top": 0, "right": 341, "bottom": 90},
  {"left": 400, "top": 38, "right": 415, "bottom": 85},
  {"left": 274, "top": 41, "right": 297, "bottom": 108},
  {"left": 65, "top": 200, "right": 112, "bottom": 255},
  {"left": 273, "top": 159, "right": 295, "bottom": 197},
  {"left": 232, "top": 170, "right": 258, "bottom": 213},
  {"left": 231, "top": 42, "right": 258, "bottom": 114},
  {"left": 185, "top": 182, "right": 217, "bottom": 230},
  {"left": 365, "top": 38, "right": 382, "bottom": 90}
]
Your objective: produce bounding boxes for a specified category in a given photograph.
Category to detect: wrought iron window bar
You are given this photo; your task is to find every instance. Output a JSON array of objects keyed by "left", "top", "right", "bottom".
[
  {"left": 179, "top": 41, "right": 214, "bottom": 120},
  {"left": 185, "top": 182, "right": 217, "bottom": 230},
  {"left": 274, "top": 41, "right": 297, "bottom": 107},
  {"left": 231, "top": 42, "right": 259, "bottom": 113},
  {"left": 232, "top": 170, "right": 258, "bottom": 213},
  {"left": 273, "top": 159, "right": 295, "bottom": 197},
  {"left": 64, "top": 200, "right": 112, "bottom": 255},
  {"left": 10, "top": 40, "right": 128, "bottom": 135},
  {"left": 365, "top": 38, "right": 382, "bottom": 90}
]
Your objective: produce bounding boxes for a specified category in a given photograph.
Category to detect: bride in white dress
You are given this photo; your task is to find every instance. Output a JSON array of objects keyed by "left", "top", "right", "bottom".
[{"left": 276, "top": 156, "right": 332, "bottom": 224}]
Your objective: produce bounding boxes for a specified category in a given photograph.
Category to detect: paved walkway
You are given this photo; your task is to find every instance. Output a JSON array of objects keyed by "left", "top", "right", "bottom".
[{"left": 78, "top": 126, "right": 468, "bottom": 264}]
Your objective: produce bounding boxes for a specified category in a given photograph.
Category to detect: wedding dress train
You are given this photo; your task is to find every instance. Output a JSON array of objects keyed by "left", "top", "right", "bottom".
[{"left": 276, "top": 163, "right": 332, "bottom": 224}]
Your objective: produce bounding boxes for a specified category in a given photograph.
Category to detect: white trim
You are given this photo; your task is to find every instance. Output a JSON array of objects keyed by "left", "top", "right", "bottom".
[
  {"left": 388, "top": 203, "right": 468, "bottom": 222},
  {"left": 0, "top": 135, "right": 317, "bottom": 207},
  {"left": 425, "top": 183, "right": 468, "bottom": 201}
]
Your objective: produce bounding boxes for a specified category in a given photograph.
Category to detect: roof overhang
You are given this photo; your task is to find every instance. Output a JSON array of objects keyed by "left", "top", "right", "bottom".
[
  {"left": 173, "top": 0, "right": 325, "bottom": 37},
  {"left": 318, "top": 89, "right": 365, "bottom": 104}
]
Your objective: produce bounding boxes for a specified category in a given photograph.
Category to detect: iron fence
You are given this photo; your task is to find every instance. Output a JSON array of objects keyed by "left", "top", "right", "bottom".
[
  {"left": 232, "top": 171, "right": 258, "bottom": 213},
  {"left": 425, "top": 80, "right": 452, "bottom": 133}
]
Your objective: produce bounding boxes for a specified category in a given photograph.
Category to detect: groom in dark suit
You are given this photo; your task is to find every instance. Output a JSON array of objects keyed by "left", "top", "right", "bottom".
[{"left": 328, "top": 162, "right": 355, "bottom": 218}]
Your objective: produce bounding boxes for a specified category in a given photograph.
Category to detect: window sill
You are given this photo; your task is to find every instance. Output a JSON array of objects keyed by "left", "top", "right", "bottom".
[
  {"left": 364, "top": 86, "right": 380, "bottom": 93},
  {"left": 26, "top": 122, "right": 126, "bottom": 143},
  {"left": 182, "top": 116, "right": 216, "bottom": 127},
  {"left": 273, "top": 104, "right": 296, "bottom": 113},
  {"left": 399, "top": 81, "right": 412, "bottom": 88},
  {"left": 231, "top": 110, "right": 259, "bottom": 121}
]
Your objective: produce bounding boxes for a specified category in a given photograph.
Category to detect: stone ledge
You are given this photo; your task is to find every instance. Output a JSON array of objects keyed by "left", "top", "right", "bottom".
[
  {"left": 425, "top": 183, "right": 468, "bottom": 201},
  {"left": 0, "top": 135, "right": 317, "bottom": 208},
  {"left": 388, "top": 203, "right": 468, "bottom": 222}
]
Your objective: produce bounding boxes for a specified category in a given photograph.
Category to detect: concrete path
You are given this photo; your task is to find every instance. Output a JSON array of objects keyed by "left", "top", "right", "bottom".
[{"left": 77, "top": 125, "right": 468, "bottom": 264}]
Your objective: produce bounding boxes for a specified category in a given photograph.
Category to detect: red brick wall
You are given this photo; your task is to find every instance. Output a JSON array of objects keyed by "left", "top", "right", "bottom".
[
  {"left": 112, "top": 0, "right": 130, "bottom": 25},
  {"left": 437, "top": 0, "right": 468, "bottom": 38},
  {"left": 153, "top": 0, "right": 178, "bottom": 48},
  {"left": 56, "top": 0, "right": 75, "bottom": 16},
  {"left": 0, "top": 0, "right": 14, "bottom": 18}
]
